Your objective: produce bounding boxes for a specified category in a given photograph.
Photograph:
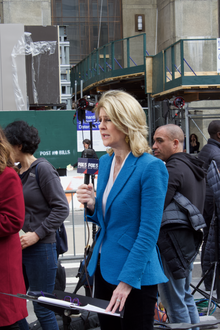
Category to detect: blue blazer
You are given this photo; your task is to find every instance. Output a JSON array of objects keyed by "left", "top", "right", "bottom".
[{"left": 87, "top": 152, "right": 169, "bottom": 289}]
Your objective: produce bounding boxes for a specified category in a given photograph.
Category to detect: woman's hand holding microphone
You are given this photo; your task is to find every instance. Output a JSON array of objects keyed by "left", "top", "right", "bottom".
[{"left": 76, "top": 183, "right": 96, "bottom": 213}]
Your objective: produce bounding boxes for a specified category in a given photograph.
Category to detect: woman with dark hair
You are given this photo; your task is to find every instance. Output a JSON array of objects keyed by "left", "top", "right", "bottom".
[
  {"left": 4, "top": 121, "right": 69, "bottom": 330},
  {"left": 190, "top": 133, "right": 200, "bottom": 153},
  {"left": 0, "top": 128, "right": 28, "bottom": 329},
  {"left": 77, "top": 90, "right": 168, "bottom": 330}
]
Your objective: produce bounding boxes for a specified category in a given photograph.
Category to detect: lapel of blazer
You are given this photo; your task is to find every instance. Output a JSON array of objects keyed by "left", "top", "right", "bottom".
[
  {"left": 96, "top": 154, "right": 113, "bottom": 224},
  {"left": 104, "top": 152, "right": 138, "bottom": 220}
]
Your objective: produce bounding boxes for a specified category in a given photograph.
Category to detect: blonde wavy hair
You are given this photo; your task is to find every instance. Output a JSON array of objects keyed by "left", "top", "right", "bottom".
[
  {"left": 95, "top": 90, "right": 151, "bottom": 157},
  {"left": 0, "top": 128, "right": 18, "bottom": 174}
]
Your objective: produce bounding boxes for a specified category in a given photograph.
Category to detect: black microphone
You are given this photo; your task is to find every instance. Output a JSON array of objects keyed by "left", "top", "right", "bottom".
[{"left": 77, "top": 149, "right": 99, "bottom": 209}]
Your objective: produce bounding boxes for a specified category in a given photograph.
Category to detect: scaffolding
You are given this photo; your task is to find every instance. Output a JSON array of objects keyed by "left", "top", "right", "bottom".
[{"left": 150, "top": 100, "right": 220, "bottom": 152}]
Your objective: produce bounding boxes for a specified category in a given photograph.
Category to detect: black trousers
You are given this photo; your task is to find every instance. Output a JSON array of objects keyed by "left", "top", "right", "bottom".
[
  {"left": 94, "top": 264, "right": 157, "bottom": 330},
  {"left": 0, "top": 323, "right": 20, "bottom": 330}
]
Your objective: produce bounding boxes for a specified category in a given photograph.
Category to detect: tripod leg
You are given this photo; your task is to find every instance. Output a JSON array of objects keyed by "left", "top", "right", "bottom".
[
  {"left": 207, "top": 262, "right": 217, "bottom": 315},
  {"left": 216, "top": 264, "right": 220, "bottom": 301},
  {"left": 63, "top": 314, "right": 71, "bottom": 330},
  {"left": 191, "top": 263, "right": 214, "bottom": 295}
]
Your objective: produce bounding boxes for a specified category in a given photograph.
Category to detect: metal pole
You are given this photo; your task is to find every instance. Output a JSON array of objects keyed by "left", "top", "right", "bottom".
[
  {"left": 71, "top": 193, "right": 76, "bottom": 256},
  {"left": 80, "top": 80, "right": 83, "bottom": 98},
  {"left": 185, "top": 103, "right": 190, "bottom": 153},
  {"left": 74, "top": 80, "right": 77, "bottom": 103},
  {"left": 147, "top": 94, "right": 152, "bottom": 147}
]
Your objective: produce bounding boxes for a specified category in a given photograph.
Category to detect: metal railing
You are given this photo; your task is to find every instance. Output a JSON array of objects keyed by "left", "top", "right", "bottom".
[
  {"left": 153, "top": 38, "right": 220, "bottom": 95},
  {"left": 71, "top": 33, "right": 147, "bottom": 92},
  {"left": 59, "top": 190, "right": 94, "bottom": 261},
  {"left": 165, "top": 38, "right": 217, "bottom": 82}
]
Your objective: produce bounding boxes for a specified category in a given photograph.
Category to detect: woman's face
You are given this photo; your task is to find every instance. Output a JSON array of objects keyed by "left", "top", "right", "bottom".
[
  {"left": 12, "top": 145, "right": 22, "bottom": 162},
  {"left": 98, "top": 108, "right": 126, "bottom": 150},
  {"left": 83, "top": 143, "right": 89, "bottom": 149}
]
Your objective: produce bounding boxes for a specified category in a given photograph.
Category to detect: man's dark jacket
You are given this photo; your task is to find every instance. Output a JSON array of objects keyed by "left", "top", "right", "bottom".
[
  {"left": 158, "top": 192, "right": 206, "bottom": 279},
  {"left": 158, "top": 152, "right": 206, "bottom": 279},
  {"left": 198, "top": 139, "right": 220, "bottom": 289},
  {"left": 164, "top": 152, "right": 206, "bottom": 211},
  {"left": 201, "top": 160, "right": 220, "bottom": 289},
  {"left": 204, "top": 161, "right": 220, "bottom": 267},
  {"left": 198, "top": 139, "right": 220, "bottom": 200}
]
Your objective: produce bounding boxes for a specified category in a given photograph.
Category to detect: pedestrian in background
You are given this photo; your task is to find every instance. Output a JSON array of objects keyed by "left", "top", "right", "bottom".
[
  {"left": 77, "top": 90, "right": 168, "bottom": 330},
  {"left": 0, "top": 128, "right": 28, "bottom": 329},
  {"left": 190, "top": 133, "right": 200, "bottom": 153},
  {"left": 4, "top": 121, "right": 69, "bottom": 330}
]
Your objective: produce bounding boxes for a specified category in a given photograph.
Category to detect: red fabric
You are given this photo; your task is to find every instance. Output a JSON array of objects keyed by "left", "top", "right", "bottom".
[{"left": 0, "top": 167, "right": 28, "bottom": 326}]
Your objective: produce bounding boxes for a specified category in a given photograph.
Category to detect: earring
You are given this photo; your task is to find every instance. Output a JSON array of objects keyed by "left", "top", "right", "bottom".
[{"left": 125, "top": 135, "right": 130, "bottom": 144}]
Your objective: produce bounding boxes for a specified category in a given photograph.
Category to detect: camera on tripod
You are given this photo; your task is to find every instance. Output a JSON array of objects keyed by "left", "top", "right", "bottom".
[{"left": 77, "top": 96, "right": 98, "bottom": 123}]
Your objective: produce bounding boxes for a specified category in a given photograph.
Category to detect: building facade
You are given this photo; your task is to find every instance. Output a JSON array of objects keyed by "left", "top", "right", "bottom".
[
  {"left": 1, "top": 0, "right": 220, "bottom": 146},
  {"left": 0, "top": 0, "right": 51, "bottom": 25},
  {"left": 51, "top": 0, "right": 123, "bottom": 65},
  {"left": 1, "top": 0, "right": 219, "bottom": 66}
]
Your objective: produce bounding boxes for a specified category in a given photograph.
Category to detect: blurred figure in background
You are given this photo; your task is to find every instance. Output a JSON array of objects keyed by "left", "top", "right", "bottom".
[{"left": 190, "top": 133, "right": 200, "bottom": 154}]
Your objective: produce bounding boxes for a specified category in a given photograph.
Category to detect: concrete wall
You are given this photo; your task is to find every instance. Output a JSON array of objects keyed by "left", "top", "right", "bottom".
[
  {"left": 157, "top": 0, "right": 218, "bottom": 52},
  {"left": 122, "top": 0, "right": 218, "bottom": 56},
  {"left": 0, "top": 1, "right": 3, "bottom": 23},
  {"left": 2, "top": 0, "right": 51, "bottom": 25},
  {"left": 122, "top": 0, "right": 158, "bottom": 55}
]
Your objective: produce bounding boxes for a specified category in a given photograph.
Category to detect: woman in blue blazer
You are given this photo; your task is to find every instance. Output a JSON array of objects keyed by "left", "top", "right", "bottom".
[{"left": 77, "top": 90, "right": 168, "bottom": 330}]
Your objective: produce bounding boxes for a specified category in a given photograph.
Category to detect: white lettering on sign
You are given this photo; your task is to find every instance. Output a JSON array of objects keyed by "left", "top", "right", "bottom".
[
  {"left": 40, "top": 151, "right": 51, "bottom": 156},
  {"left": 39, "top": 150, "right": 71, "bottom": 156},
  {"left": 78, "top": 162, "right": 87, "bottom": 169},
  {"left": 59, "top": 150, "right": 71, "bottom": 155},
  {"left": 88, "top": 163, "right": 98, "bottom": 170}
]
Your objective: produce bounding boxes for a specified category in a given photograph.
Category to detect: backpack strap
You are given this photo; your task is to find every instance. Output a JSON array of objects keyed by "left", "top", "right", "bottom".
[
  {"left": 35, "top": 163, "right": 40, "bottom": 187},
  {"left": 35, "top": 162, "right": 67, "bottom": 256}
]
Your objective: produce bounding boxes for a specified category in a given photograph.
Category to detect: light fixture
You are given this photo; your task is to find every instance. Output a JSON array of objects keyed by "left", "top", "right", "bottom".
[{"left": 138, "top": 16, "right": 143, "bottom": 31}]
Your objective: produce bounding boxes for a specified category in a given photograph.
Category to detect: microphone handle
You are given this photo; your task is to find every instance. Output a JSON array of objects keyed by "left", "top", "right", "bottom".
[
  {"left": 84, "top": 173, "right": 90, "bottom": 209},
  {"left": 84, "top": 173, "right": 90, "bottom": 185}
]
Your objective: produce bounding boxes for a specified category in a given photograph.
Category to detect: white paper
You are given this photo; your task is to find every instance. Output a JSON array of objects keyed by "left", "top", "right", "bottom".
[
  {"left": 38, "top": 296, "right": 120, "bottom": 317},
  {"left": 19, "top": 229, "right": 25, "bottom": 236}
]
